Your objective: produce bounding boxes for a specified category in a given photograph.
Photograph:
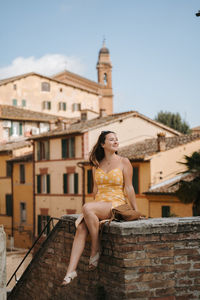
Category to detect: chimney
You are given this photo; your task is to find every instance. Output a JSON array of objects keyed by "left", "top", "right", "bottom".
[
  {"left": 99, "top": 109, "right": 107, "bottom": 118},
  {"left": 157, "top": 132, "right": 166, "bottom": 152}
]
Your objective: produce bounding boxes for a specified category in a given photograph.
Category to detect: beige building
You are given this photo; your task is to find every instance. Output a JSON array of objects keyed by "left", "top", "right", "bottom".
[
  {"left": 0, "top": 43, "right": 113, "bottom": 119},
  {"left": 31, "top": 111, "right": 180, "bottom": 237},
  {"left": 119, "top": 133, "right": 200, "bottom": 218}
]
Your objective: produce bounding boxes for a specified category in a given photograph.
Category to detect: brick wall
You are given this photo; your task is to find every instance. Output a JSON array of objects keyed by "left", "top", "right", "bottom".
[
  {"left": 9, "top": 216, "right": 200, "bottom": 300},
  {"left": 0, "top": 225, "right": 6, "bottom": 300}
]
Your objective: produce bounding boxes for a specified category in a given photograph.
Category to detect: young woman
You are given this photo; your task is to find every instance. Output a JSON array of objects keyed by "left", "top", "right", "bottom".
[{"left": 61, "top": 130, "right": 138, "bottom": 285}]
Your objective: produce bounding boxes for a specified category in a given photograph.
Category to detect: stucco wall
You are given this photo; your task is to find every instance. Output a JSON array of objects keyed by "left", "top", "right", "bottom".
[
  {"left": 0, "top": 226, "right": 6, "bottom": 300},
  {"left": 0, "top": 75, "right": 99, "bottom": 118}
]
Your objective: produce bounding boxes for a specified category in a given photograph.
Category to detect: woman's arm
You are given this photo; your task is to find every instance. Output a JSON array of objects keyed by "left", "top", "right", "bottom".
[
  {"left": 92, "top": 167, "right": 98, "bottom": 199},
  {"left": 122, "top": 157, "right": 138, "bottom": 211}
]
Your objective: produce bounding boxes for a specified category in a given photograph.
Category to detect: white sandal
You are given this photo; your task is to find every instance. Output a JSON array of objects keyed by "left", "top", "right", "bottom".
[
  {"left": 89, "top": 252, "right": 100, "bottom": 270},
  {"left": 61, "top": 270, "right": 77, "bottom": 286}
]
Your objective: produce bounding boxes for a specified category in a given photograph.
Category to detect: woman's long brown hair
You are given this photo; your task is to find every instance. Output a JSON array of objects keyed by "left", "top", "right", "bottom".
[{"left": 89, "top": 131, "right": 116, "bottom": 168}]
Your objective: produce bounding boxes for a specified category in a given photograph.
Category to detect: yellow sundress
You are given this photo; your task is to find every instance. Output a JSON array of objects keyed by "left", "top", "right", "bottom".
[
  {"left": 94, "top": 168, "right": 127, "bottom": 208},
  {"left": 75, "top": 167, "right": 127, "bottom": 228}
]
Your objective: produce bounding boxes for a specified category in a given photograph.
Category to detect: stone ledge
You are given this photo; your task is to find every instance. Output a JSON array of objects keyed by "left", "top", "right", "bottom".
[{"left": 61, "top": 215, "right": 200, "bottom": 235}]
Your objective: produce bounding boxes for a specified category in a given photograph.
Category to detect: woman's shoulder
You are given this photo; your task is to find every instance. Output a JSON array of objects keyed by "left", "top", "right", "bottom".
[{"left": 119, "top": 155, "right": 130, "bottom": 164}]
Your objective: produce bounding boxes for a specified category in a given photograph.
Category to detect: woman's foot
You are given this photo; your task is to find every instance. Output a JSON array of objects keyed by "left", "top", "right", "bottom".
[
  {"left": 89, "top": 252, "right": 100, "bottom": 270},
  {"left": 61, "top": 270, "right": 77, "bottom": 286}
]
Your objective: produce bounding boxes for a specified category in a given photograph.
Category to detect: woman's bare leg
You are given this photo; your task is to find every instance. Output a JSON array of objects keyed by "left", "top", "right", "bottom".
[
  {"left": 66, "top": 220, "right": 88, "bottom": 275},
  {"left": 82, "top": 202, "right": 112, "bottom": 258}
]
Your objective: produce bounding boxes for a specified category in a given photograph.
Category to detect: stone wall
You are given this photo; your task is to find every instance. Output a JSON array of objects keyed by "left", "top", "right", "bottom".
[
  {"left": 0, "top": 225, "right": 6, "bottom": 300},
  {"left": 9, "top": 216, "right": 200, "bottom": 300}
]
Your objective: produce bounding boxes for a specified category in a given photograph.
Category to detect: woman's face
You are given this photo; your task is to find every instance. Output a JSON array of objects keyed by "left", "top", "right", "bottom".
[{"left": 102, "top": 133, "right": 119, "bottom": 152}]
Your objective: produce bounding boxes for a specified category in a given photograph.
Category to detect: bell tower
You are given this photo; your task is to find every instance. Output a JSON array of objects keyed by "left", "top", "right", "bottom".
[{"left": 96, "top": 40, "right": 113, "bottom": 115}]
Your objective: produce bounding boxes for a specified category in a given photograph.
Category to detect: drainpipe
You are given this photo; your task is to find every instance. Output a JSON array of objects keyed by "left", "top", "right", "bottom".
[
  {"left": 77, "top": 162, "right": 85, "bottom": 206},
  {"left": 32, "top": 141, "right": 36, "bottom": 240}
]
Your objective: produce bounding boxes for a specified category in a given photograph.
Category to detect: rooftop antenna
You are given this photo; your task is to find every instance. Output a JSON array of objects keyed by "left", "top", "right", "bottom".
[{"left": 103, "top": 35, "right": 106, "bottom": 47}]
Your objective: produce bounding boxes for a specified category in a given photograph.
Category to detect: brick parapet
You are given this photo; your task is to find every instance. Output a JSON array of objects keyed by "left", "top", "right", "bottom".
[{"left": 9, "top": 216, "right": 200, "bottom": 300}]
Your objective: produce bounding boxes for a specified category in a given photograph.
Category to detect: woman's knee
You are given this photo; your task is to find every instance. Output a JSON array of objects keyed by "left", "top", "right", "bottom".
[
  {"left": 82, "top": 203, "right": 93, "bottom": 216},
  {"left": 76, "top": 221, "right": 88, "bottom": 236}
]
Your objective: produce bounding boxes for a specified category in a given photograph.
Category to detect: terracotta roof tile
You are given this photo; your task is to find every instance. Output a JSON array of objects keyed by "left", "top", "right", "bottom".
[
  {"left": 119, "top": 134, "right": 200, "bottom": 160},
  {"left": 145, "top": 173, "right": 197, "bottom": 194},
  {"left": 0, "top": 105, "right": 75, "bottom": 122}
]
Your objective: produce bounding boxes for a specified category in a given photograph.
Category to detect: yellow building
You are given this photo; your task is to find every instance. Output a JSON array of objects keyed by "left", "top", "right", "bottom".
[
  {"left": 119, "top": 133, "right": 200, "bottom": 217},
  {"left": 0, "top": 140, "right": 32, "bottom": 246},
  {"left": 32, "top": 111, "right": 180, "bottom": 237},
  {"left": 8, "top": 153, "right": 34, "bottom": 248}
]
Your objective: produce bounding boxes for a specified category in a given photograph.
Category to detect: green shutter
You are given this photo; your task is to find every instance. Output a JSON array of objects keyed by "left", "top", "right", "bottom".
[
  {"left": 45, "top": 141, "right": 49, "bottom": 160},
  {"left": 132, "top": 167, "right": 139, "bottom": 194},
  {"left": 47, "top": 174, "right": 50, "bottom": 193},
  {"left": 162, "top": 206, "right": 170, "bottom": 217},
  {"left": 63, "top": 173, "right": 68, "bottom": 194},
  {"left": 6, "top": 194, "right": 12, "bottom": 216},
  {"left": 74, "top": 173, "right": 78, "bottom": 194},
  {"left": 63, "top": 102, "right": 66, "bottom": 111},
  {"left": 9, "top": 122, "right": 13, "bottom": 136},
  {"left": 62, "top": 139, "right": 67, "bottom": 158},
  {"left": 37, "top": 175, "right": 41, "bottom": 193},
  {"left": 19, "top": 123, "right": 23, "bottom": 135},
  {"left": 37, "top": 215, "right": 42, "bottom": 235},
  {"left": 37, "top": 142, "right": 41, "bottom": 160},
  {"left": 87, "top": 169, "right": 93, "bottom": 194}
]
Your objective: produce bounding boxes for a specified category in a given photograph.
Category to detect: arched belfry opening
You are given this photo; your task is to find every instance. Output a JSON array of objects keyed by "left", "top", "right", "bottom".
[{"left": 96, "top": 40, "right": 113, "bottom": 115}]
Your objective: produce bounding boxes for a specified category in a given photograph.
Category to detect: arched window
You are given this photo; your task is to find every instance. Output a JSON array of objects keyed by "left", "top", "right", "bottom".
[{"left": 103, "top": 73, "right": 107, "bottom": 85}]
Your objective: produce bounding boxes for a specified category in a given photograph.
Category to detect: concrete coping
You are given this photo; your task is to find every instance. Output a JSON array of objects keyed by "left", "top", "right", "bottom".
[{"left": 61, "top": 215, "right": 200, "bottom": 236}]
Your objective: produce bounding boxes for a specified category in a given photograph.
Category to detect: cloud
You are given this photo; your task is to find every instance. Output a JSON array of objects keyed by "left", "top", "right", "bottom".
[{"left": 0, "top": 54, "right": 86, "bottom": 79}]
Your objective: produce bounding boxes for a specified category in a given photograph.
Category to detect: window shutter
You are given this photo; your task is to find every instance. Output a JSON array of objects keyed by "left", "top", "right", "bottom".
[
  {"left": 63, "top": 173, "right": 68, "bottom": 194},
  {"left": 62, "top": 139, "right": 67, "bottom": 158},
  {"left": 87, "top": 169, "right": 93, "bottom": 194},
  {"left": 78, "top": 103, "right": 81, "bottom": 111},
  {"left": 63, "top": 102, "right": 66, "bottom": 111},
  {"left": 37, "top": 215, "right": 42, "bottom": 235},
  {"left": 162, "top": 206, "right": 170, "bottom": 217},
  {"left": 74, "top": 173, "right": 78, "bottom": 194},
  {"left": 19, "top": 123, "right": 23, "bottom": 135},
  {"left": 6, "top": 194, "right": 12, "bottom": 216},
  {"left": 37, "top": 175, "right": 41, "bottom": 193},
  {"left": 132, "top": 167, "right": 139, "bottom": 194},
  {"left": 47, "top": 174, "right": 50, "bottom": 193},
  {"left": 45, "top": 141, "right": 50, "bottom": 160},
  {"left": 9, "top": 122, "right": 13, "bottom": 136},
  {"left": 37, "top": 142, "right": 41, "bottom": 160}
]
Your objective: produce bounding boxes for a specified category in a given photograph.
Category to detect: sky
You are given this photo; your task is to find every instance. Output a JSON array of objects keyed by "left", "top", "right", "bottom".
[{"left": 0, "top": 0, "right": 200, "bottom": 128}]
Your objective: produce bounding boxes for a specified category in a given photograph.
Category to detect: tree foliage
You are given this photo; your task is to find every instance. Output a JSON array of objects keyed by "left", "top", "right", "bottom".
[
  {"left": 155, "top": 111, "right": 190, "bottom": 134},
  {"left": 175, "top": 152, "right": 200, "bottom": 216}
]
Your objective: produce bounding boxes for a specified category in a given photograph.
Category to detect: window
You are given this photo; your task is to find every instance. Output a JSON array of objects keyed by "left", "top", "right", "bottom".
[
  {"left": 37, "top": 140, "right": 49, "bottom": 160},
  {"left": 58, "top": 102, "right": 67, "bottom": 111},
  {"left": 22, "top": 99, "right": 26, "bottom": 107},
  {"left": 81, "top": 113, "right": 87, "bottom": 121},
  {"left": 132, "top": 167, "right": 139, "bottom": 194},
  {"left": 6, "top": 194, "right": 12, "bottom": 216},
  {"left": 37, "top": 215, "right": 50, "bottom": 236},
  {"left": 12, "top": 99, "right": 17, "bottom": 106},
  {"left": 13, "top": 84, "right": 17, "bottom": 90},
  {"left": 87, "top": 169, "right": 93, "bottom": 194},
  {"left": 72, "top": 103, "right": 81, "bottom": 112},
  {"left": 20, "top": 164, "right": 25, "bottom": 184},
  {"left": 20, "top": 202, "right": 26, "bottom": 223},
  {"left": 162, "top": 206, "right": 170, "bottom": 217},
  {"left": 63, "top": 173, "right": 78, "bottom": 194},
  {"left": 9, "top": 122, "right": 23, "bottom": 137},
  {"left": 41, "top": 82, "right": 50, "bottom": 92},
  {"left": 42, "top": 101, "right": 51, "bottom": 110},
  {"left": 6, "top": 162, "right": 12, "bottom": 177},
  {"left": 60, "top": 88, "right": 63, "bottom": 92},
  {"left": 62, "top": 137, "right": 75, "bottom": 158},
  {"left": 37, "top": 174, "right": 50, "bottom": 194},
  {"left": 104, "top": 73, "right": 107, "bottom": 85}
]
